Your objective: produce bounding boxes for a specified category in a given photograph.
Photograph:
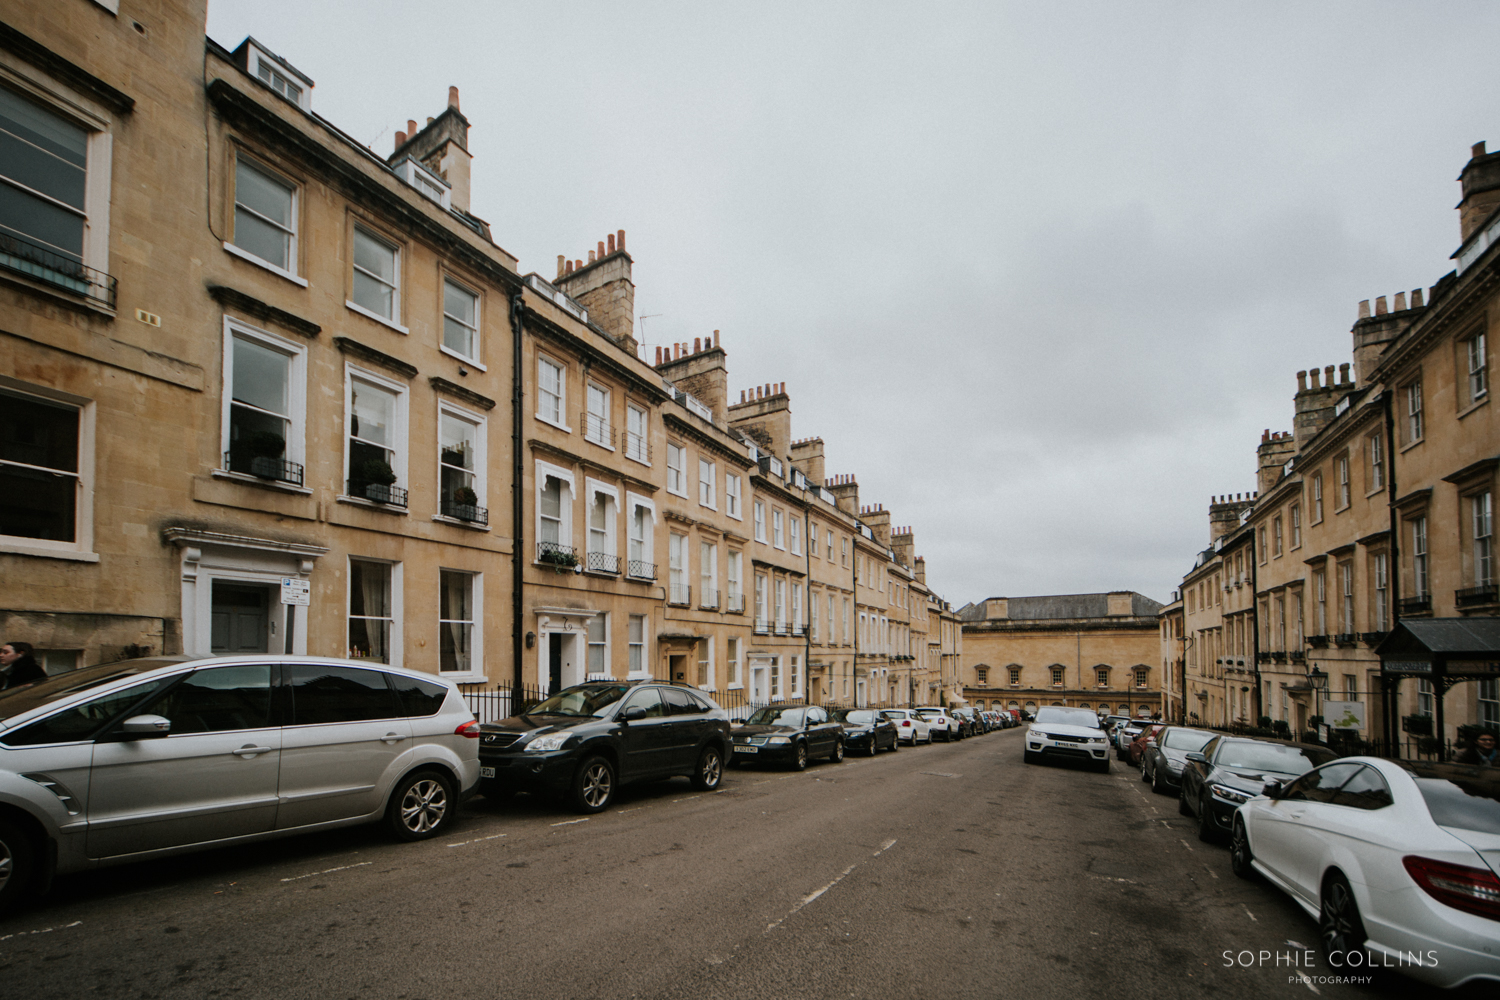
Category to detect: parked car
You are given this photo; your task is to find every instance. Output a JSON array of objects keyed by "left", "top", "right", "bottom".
[
  {"left": 951, "top": 708, "right": 978, "bottom": 737},
  {"left": 1231, "top": 757, "right": 1500, "bottom": 988},
  {"left": 915, "top": 706, "right": 960, "bottom": 741},
  {"left": 1023, "top": 706, "right": 1111, "bottom": 772},
  {"left": 1178, "top": 735, "right": 1337, "bottom": 843},
  {"left": 1141, "top": 726, "right": 1215, "bottom": 795},
  {"left": 880, "top": 708, "right": 933, "bottom": 745},
  {"left": 731, "top": 703, "right": 844, "bottom": 770},
  {"left": 1114, "top": 718, "right": 1153, "bottom": 760},
  {"left": 478, "top": 680, "right": 730, "bottom": 813},
  {"left": 1127, "top": 724, "right": 1166, "bottom": 768},
  {"left": 0, "top": 655, "right": 481, "bottom": 916},
  {"left": 831, "top": 708, "right": 898, "bottom": 756}
]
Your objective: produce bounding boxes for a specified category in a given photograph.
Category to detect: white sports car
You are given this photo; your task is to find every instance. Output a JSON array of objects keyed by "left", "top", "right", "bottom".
[{"left": 1231, "top": 756, "right": 1500, "bottom": 989}]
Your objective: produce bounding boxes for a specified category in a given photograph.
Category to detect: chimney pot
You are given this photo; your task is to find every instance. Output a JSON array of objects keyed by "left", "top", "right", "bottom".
[
  {"left": 1297, "top": 370, "right": 1308, "bottom": 392},
  {"left": 565, "top": 260, "right": 573, "bottom": 274},
  {"left": 1339, "top": 363, "right": 1351, "bottom": 384},
  {"left": 1375, "top": 296, "right": 1388, "bottom": 316},
  {"left": 1324, "top": 365, "right": 1335, "bottom": 385},
  {"left": 588, "top": 250, "right": 596, "bottom": 264},
  {"left": 740, "top": 390, "right": 746, "bottom": 403},
  {"left": 655, "top": 346, "right": 662, "bottom": 365},
  {"left": 617, "top": 229, "right": 626, "bottom": 250},
  {"left": 1394, "top": 291, "right": 1407, "bottom": 311},
  {"left": 394, "top": 130, "right": 406, "bottom": 148},
  {"left": 1412, "top": 288, "right": 1424, "bottom": 308},
  {"left": 408, "top": 119, "right": 418, "bottom": 136},
  {"left": 575, "top": 260, "right": 582, "bottom": 271},
  {"left": 426, "top": 117, "right": 434, "bottom": 125},
  {"left": 556, "top": 254, "right": 565, "bottom": 279},
  {"left": 607, "top": 234, "right": 615, "bottom": 254},
  {"left": 448, "top": 86, "right": 460, "bottom": 110},
  {"left": 1309, "top": 367, "right": 1321, "bottom": 389},
  {"left": 1262, "top": 429, "right": 1270, "bottom": 442},
  {"left": 1474, "top": 141, "right": 1488, "bottom": 159},
  {"left": 1358, "top": 300, "right": 1370, "bottom": 319},
  {"left": 598, "top": 241, "right": 605, "bottom": 259},
  {"left": 693, "top": 337, "right": 701, "bottom": 353}
]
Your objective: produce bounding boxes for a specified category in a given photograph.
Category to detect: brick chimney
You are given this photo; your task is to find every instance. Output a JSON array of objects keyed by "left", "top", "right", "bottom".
[
  {"left": 913, "top": 555, "right": 927, "bottom": 587},
  {"left": 656, "top": 331, "right": 727, "bottom": 424},
  {"left": 862, "top": 505, "right": 892, "bottom": 548},
  {"left": 1293, "top": 365, "right": 1342, "bottom": 451},
  {"left": 890, "top": 525, "right": 915, "bottom": 569},
  {"left": 388, "top": 86, "right": 471, "bottom": 213},
  {"left": 1256, "top": 430, "right": 1296, "bottom": 495},
  {"left": 728, "top": 383, "right": 792, "bottom": 461},
  {"left": 1459, "top": 141, "right": 1500, "bottom": 243},
  {"left": 826, "top": 474, "right": 859, "bottom": 516},
  {"left": 556, "top": 230, "right": 635, "bottom": 354},
  {"left": 788, "top": 437, "right": 825, "bottom": 485}
]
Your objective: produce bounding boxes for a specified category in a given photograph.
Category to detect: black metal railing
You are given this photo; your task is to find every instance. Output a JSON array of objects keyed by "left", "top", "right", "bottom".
[
  {"left": 1399, "top": 595, "right": 1432, "bottom": 615},
  {"left": 348, "top": 479, "right": 408, "bottom": 507},
  {"left": 700, "top": 587, "right": 719, "bottom": 609},
  {"left": 1456, "top": 585, "right": 1498, "bottom": 608},
  {"left": 440, "top": 498, "right": 489, "bottom": 525},
  {"left": 1334, "top": 632, "right": 1357, "bottom": 647},
  {"left": 625, "top": 432, "right": 650, "bottom": 464},
  {"left": 582, "top": 411, "right": 614, "bottom": 447},
  {"left": 537, "top": 541, "right": 578, "bottom": 567},
  {"left": 1359, "top": 631, "right": 1389, "bottom": 646},
  {"left": 626, "top": 559, "right": 656, "bottom": 580},
  {"left": 669, "top": 582, "right": 691, "bottom": 605},
  {"left": 1306, "top": 634, "right": 1329, "bottom": 648},
  {"left": 754, "top": 618, "right": 770, "bottom": 634},
  {"left": 1290, "top": 651, "right": 1305, "bottom": 664},
  {"left": 791, "top": 624, "right": 807, "bottom": 637},
  {"left": 0, "top": 232, "right": 117, "bottom": 310},
  {"left": 224, "top": 450, "right": 304, "bottom": 487},
  {"left": 586, "top": 551, "right": 620, "bottom": 574},
  {"left": 460, "top": 681, "right": 551, "bottom": 723}
]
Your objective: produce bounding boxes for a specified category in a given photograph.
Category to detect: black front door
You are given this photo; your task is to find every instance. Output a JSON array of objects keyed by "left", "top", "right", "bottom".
[
  {"left": 548, "top": 633, "right": 563, "bottom": 693},
  {"left": 211, "top": 583, "right": 270, "bottom": 654}
]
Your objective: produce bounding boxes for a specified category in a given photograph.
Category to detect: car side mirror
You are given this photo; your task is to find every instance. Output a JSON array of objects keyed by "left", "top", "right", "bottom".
[
  {"left": 1185, "top": 752, "right": 1207, "bottom": 764},
  {"left": 119, "top": 714, "right": 171, "bottom": 738},
  {"left": 621, "top": 706, "right": 646, "bottom": 722},
  {"left": 1262, "top": 780, "right": 1284, "bottom": 799}
]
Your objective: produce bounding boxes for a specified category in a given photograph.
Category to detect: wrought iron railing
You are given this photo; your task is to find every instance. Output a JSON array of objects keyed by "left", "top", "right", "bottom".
[
  {"left": 626, "top": 559, "right": 656, "bottom": 580},
  {"left": 537, "top": 541, "right": 578, "bottom": 567},
  {"left": 1457, "top": 585, "right": 1498, "bottom": 608},
  {"left": 669, "top": 582, "right": 691, "bottom": 605},
  {"left": 1398, "top": 595, "right": 1432, "bottom": 615},
  {"left": 700, "top": 587, "right": 719, "bottom": 609},
  {"left": 224, "top": 450, "right": 304, "bottom": 487},
  {"left": 0, "top": 232, "right": 117, "bottom": 310},
  {"left": 586, "top": 551, "right": 620, "bottom": 574},
  {"left": 1359, "top": 631, "right": 1389, "bottom": 646},
  {"left": 582, "top": 411, "right": 614, "bottom": 447},
  {"left": 1334, "top": 632, "right": 1358, "bottom": 646},
  {"left": 625, "top": 432, "right": 650, "bottom": 464},
  {"left": 725, "top": 593, "right": 745, "bottom": 613},
  {"left": 440, "top": 498, "right": 489, "bottom": 525},
  {"left": 348, "top": 479, "right": 408, "bottom": 507},
  {"left": 1306, "top": 634, "right": 1329, "bottom": 648},
  {"left": 754, "top": 617, "right": 770, "bottom": 634}
]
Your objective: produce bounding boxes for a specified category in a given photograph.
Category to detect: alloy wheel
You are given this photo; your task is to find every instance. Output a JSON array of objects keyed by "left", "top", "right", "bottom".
[
  {"left": 1319, "top": 875, "right": 1366, "bottom": 964},
  {"left": 399, "top": 778, "right": 448, "bottom": 835},
  {"left": 579, "top": 758, "right": 614, "bottom": 809}
]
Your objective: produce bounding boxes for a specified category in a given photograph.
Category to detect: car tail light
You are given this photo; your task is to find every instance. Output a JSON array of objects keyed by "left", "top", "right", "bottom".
[
  {"left": 1402, "top": 855, "right": 1500, "bottom": 921},
  {"left": 455, "top": 720, "right": 482, "bottom": 739},
  {"left": 901, "top": 721, "right": 911, "bottom": 727}
]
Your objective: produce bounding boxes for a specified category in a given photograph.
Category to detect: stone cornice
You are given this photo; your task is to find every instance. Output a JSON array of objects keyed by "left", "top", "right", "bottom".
[
  {"left": 429, "top": 376, "right": 495, "bottom": 411},
  {"left": 0, "top": 21, "right": 134, "bottom": 114},
  {"left": 335, "top": 337, "right": 417, "bottom": 379},
  {"left": 208, "top": 284, "right": 320, "bottom": 338}
]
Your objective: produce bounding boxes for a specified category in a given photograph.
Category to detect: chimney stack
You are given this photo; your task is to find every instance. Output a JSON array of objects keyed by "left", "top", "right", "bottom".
[
  {"left": 556, "top": 229, "right": 636, "bottom": 353},
  {"left": 1460, "top": 140, "right": 1500, "bottom": 242}
]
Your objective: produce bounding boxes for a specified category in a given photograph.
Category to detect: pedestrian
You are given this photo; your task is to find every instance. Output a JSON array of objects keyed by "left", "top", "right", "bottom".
[
  {"left": 1456, "top": 732, "right": 1498, "bottom": 767},
  {"left": 0, "top": 641, "right": 46, "bottom": 690}
]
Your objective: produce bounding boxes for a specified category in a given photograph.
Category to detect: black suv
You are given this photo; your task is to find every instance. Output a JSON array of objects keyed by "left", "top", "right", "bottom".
[{"left": 477, "top": 681, "right": 731, "bottom": 814}]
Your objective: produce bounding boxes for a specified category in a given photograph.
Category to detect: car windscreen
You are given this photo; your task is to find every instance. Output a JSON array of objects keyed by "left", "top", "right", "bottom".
[
  {"left": 1408, "top": 771, "right": 1500, "bottom": 834},
  {"left": 1033, "top": 707, "right": 1100, "bottom": 729},
  {"left": 525, "top": 684, "right": 631, "bottom": 717},
  {"left": 1215, "top": 742, "right": 1333, "bottom": 775},
  {"left": 1161, "top": 729, "right": 1214, "bottom": 752},
  {"left": 0, "top": 657, "right": 188, "bottom": 725},
  {"left": 746, "top": 706, "right": 806, "bottom": 727},
  {"left": 836, "top": 710, "right": 877, "bottom": 724}
]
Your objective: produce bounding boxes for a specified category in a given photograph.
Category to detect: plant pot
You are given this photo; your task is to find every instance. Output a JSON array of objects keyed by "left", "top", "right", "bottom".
[
  {"left": 364, "top": 483, "right": 394, "bottom": 504},
  {"left": 249, "top": 455, "right": 282, "bottom": 479}
]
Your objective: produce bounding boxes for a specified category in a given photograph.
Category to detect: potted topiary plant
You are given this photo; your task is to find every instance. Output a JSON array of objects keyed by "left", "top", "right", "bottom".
[{"left": 356, "top": 458, "right": 398, "bottom": 503}]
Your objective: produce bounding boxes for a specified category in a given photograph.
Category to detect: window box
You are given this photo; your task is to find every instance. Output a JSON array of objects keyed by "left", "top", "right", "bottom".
[
  {"left": 537, "top": 542, "right": 578, "bottom": 568},
  {"left": 224, "top": 449, "right": 304, "bottom": 487},
  {"left": 439, "top": 498, "right": 488, "bottom": 526},
  {"left": 1399, "top": 596, "right": 1432, "bottom": 615},
  {"left": 1457, "top": 585, "right": 1498, "bottom": 608},
  {"left": 349, "top": 478, "right": 407, "bottom": 507}
]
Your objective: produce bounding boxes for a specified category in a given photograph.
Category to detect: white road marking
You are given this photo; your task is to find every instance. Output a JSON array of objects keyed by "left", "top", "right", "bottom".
[
  {"left": 766, "top": 863, "right": 859, "bottom": 932},
  {"left": 919, "top": 772, "right": 959, "bottom": 778},
  {"left": 447, "top": 833, "right": 507, "bottom": 848},
  {"left": 1294, "top": 969, "right": 1321, "bottom": 994},
  {"left": 550, "top": 817, "right": 590, "bottom": 827},
  {"left": 1179, "top": 839, "right": 1195, "bottom": 852},
  {"left": 280, "top": 862, "right": 371, "bottom": 883},
  {"left": 1202, "top": 864, "right": 1219, "bottom": 880},
  {"left": 614, "top": 807, "right": 639, "bottom": 814},
  {"left": 874, "top": 838, "right": 897, "bottom": 856},
  {"left": 0, "top": 920, "right": 83, "bottom": 943},
  {"left": 1241, "top": 904, "right": 1257, "bottom": 922}
]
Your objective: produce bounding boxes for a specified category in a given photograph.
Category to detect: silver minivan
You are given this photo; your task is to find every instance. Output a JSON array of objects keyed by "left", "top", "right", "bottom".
[{"left": 0, "top": 655, "right": 480, "bottom": 914}]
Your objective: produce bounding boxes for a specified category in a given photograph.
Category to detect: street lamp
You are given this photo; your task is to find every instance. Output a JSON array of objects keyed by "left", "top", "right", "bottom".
[{"left": 1309, "top": 666, "right": 1328, "bottom": 733}]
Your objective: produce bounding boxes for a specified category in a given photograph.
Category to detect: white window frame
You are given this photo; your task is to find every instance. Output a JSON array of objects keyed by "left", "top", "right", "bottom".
[
  {"left": 1468, "top": 331, "right": 1489, "bottom": 404},
  {"left": 218, "top": 319, "right": 308, "bottom": 489},
  {"left": 435, "top": 401, "right": 486, "bottom": 525},
  {"left": 244, "top": 42, "right": 311, "bottom": 111},
  {"left": 666, "top": 443, "right": 687, "bottom": 497},
  {"left": 773, "top": 508, "right": 785, "bottom": 549},
  {"left": 727, "top": 550, "right": 743, "bottom": 611},
  {"left": 1412, "top": 516, "right": 1429, "bottom": 598},
  {"left": 437, "top": 568, "right": 484, "bottom": 681},
  {"left": 753, "top": 500, "right": 766, "bottom": 542},
  {"left": 669, "top": 531, "right": 689, "bottom": 605},
  {"left": 626, "top": 491, "right": 656, "bottom": 579},
  {"left": 775, "top": 579, "right": 787, "bottom": 630},
  {"left": 1373, "top": 552, "right": 1388, "bottom": 632},
  {"left": 790, "top": 516, "right": 802, "bottom": 555},
  {"left": 587, "top": 612, "right": 610, "bottom": 680},
  {"left": 1336, "top": 455, "right": 1350, "bottom": 509},
  {"left": 1369, "top": 433, "right": 1384, "bottom": 492},
  {"left": 535, "top": 459, "right": 576, "bottom": 562},
  {"left": 440, "top": 276, "right": 481, "bottom": 367},
  {"left": 1474, "top": 491, "right": 1494, "bottom": 587},
  {"left": 585, "top": 382, "right": 612, "bottom": 449},
  {"left": 628, "top": 614, "right": 647, "bottom": 678},
  {"left": 346, "top": 224, "right": 406, "bottom": 333},
  {"left": 586, "top": 478, "right": 620, "bottom": 570},
  {"left": 789, "top": 655, "right": 802, "bottom": 698},
  {"left": 699, "top": 458, "right": 716, "bottom": 509},
  {"left": 536, "top": 354, "right": 569, "bottom": 431},
  {"left": 0, "top": 375, "right": 97, "bottom": 561},
  {"left": 1290, "top": 503, "right": 1301, "bottom": 549},
  {"left": 725, "top": 473, "right": 741, "bottom": 518},
  {"left": 1405, "top": 378, "right": 1424, "bottom": 444},
  {"left": 700, "top": 540, "right": 718, "bottom": 609},
  {"left": 792, "top": 583, "right": 802, "bottom": 633},
  {"left": 227, "top": 152, "right": 304, "bottom": 286},
  {"left": 342, "top": 364, "right": 408, "bottom": 503},
  {"left": 346, "top": 556, "right": 402, "bottom": 667},
  {"left": 755, "top": 573, "right": 768, "bottom": 630},
  {"left": 727, "top": 636, "right": 742, "bottom": 689},
  {"left": 697, "top": 637, "right": 715, "bottom": 690},
  {"left": 809, "top": 590, "right": 819, "bottom": 642},
  {"left": 625, "top": 404, "right": 649, "bottom": 465}
]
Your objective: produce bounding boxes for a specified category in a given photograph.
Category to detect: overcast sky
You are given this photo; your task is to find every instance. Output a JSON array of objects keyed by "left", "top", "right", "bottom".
[{"left": 207, "top": 0, "right": 1500, "bottom": 609}]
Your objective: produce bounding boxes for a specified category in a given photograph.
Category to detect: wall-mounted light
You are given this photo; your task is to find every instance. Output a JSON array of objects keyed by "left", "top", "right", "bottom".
[{"left": 525, "top": 631, "right": 535, "bottom": 649}]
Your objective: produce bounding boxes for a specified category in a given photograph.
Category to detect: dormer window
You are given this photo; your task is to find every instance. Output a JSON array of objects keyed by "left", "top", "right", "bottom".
[
  {"left": 391, "top": 157, "right": 452, "bottom": 210},
  {"left": 237, "top": 39, "right": 314, "bottom": 112},
  {"left": 257, "top": 61, "right": 302, "bottom": 105}
]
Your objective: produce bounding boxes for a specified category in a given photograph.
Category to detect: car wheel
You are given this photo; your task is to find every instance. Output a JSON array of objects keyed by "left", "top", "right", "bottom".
[
  {"left": 1023, "top": 750, "right": 1038, "bottom": 764},
  {"left": 1179, "top": 785, "right": 1193, "bottom": 817},
  {"left": 830, "top": 738, "right": 845, "bottom": 763},
  {"left": 0, "top": 818, "right": 37, "bottom": 916},
  {"left": 866, "top": 738, "right": 878, "bottom": 757},
  {"left": 1141, "top": 759, "right": 1151, "bottom": 782},
  {"left": 571, "top": 755, "right": 616, "bottom": 813},
  {"left": 792, "top": 742, "right": 808, "bottom": 771},
  {"left": 1319, "top": 873, "right": 1367, "bottom": 967},
  {"left": 691, "top": 746, "right": 723, "bottom": 791},
  {"left": 1151, "top": 764, "right": 1166, "bottom": 795},
  {"left": 1095, "top": 757, "right": 1110, "bottom": 774},
  {"left": 386, "top": 769, "right": 455, "bottom": 841},
  {"left": 1230, "top": 818, "right": 1256, "bottom": 880},
  {"left": 1197, "top": 794, "right": 1217, "bottom": 843},
  {"left": 889, "top": 736, "right": 898, "bottom": 752}
]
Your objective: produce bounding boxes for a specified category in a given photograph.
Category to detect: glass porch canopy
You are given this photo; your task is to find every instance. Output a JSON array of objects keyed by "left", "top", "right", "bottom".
[{"left": 1375, "top": 619, "right": 1500, "bottom": 758}]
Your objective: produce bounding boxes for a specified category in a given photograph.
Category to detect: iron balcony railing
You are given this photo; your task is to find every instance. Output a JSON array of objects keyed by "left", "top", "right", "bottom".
[
  {"left": 440, "top": 498, "right": 488, "bottom": 525},
  {"left": 700, "top": 587, "right": 719, "bottom": 609},
  {"left": 1306, "top": 634, "right": 1329, "bottom": 648},
  {"left": 626, "top": 559, "right": 656, "bottom": 581},
  {"left": 0, "top": 232, "right": 117, "bottom": 310},
  {"left": 586, "top": 551, "right": 620, "bottom": 574},
  {"left": 725, "top": 593, "right": 745, "bottom": 613},
  {"left": 537, "top": 541, "right": 578, "bottom": 568},
  {"left": 582, "top": 411, "right": 614, "bottom": 447},
  {"left": 1334, "top": 632, "right": 1358, "bottom": 647},
  {"left": 224, "top": 450, "right": 304, "bottom": 487},
  {"left": 1456, "top": 585, "right": 1498, "bottom": 608},
  {"left": 669, "top": 582, "right": 691, "bottom": 606},
  {"left": 754, "top": 617, "right": 770, "bottom": 634},
  {"left": 625, "top": 432, "right": 650, "bottom": 464},
  {"left": 1399, "top": 595, "right": 1432, "bottom": 615},
  {"left": 348, "top": 479, "right": 408, "bottom": 507}
]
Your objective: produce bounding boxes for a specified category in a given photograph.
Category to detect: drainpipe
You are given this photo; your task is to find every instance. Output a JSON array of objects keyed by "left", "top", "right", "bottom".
[
  {"left": 802, "top": 496, "right": 812, "bottom": 702},
  {"left": 1251, "top": 537, "right": 1261, "bottom": 730},
  {"left": 1383, "top": 388, "right": 1401, "bottom": 756},
  {"left": 852, "top": 539, "right": 859, "bottom": 707},
  {"left": 510, "top": 291, "right": 525, "bottom": 693}
]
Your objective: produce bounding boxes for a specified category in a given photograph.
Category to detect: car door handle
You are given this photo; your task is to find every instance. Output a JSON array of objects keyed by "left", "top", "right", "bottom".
[
  {"left": 381, "top": 733, "right": 408, "bottom": 744},
  {"left": 1289, "top": 812, "right": 1305, "bottom": 820},
  {"left": 233, "top": 745, "right": 273, "bottom": 758}
]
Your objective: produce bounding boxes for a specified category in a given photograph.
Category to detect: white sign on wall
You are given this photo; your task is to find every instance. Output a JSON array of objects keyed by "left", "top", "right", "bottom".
[
  {"left": 1323, "top": 700, "right": 1365, "bottom": 730},
  {"left": 280, "top": 578, "right": 310, "bottom": 606}
]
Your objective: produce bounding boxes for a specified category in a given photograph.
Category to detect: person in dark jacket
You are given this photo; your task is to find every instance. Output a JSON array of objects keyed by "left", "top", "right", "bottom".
[
  {"left": 0, "top": 641, "right": 46, "bottom": 689},
  {"left": 1457, "top": 732, "right": 1498, "bottom": 767}
]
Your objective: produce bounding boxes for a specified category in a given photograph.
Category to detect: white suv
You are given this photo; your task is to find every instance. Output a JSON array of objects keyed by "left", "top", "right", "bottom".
[
  {"left": 0, "top": 655, "right": 481, "bottom": 915},
  {"left": 1023, "top": 706, "right": 1111, "bottom": 772},
  {"left": 914, "top": 706, "right": 960, "bottom": 742}
]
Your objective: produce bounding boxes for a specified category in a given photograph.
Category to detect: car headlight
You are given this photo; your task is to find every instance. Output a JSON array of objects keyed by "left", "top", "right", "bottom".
[
  {"left": 1027, "top": 729, "right": 1044, "bottom": 740},
  {"left": 1089, "top": 737, "right": 1107, "bottom": 744},
  {"left": 1209, "top": 782, "right": 1251, "bottom": 804},
  {"left": 525, "top": 733, "right": 573, "bottom": 752},
  {"left": 767, "top": 736, "right": 791, "bottom": 744}
]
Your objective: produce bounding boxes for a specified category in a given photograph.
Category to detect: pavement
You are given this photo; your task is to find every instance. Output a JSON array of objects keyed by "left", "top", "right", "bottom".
[{"left": 0, "top": 729, "right": 1450, "bottom": 999}]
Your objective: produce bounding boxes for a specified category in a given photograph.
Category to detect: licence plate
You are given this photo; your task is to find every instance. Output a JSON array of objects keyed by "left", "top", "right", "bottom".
[
  {"left": 480, "top": 766, "right": 496, "bottom": 778},
  {"left": 733, "top": 745, "right": 758, "bottom": 753}
]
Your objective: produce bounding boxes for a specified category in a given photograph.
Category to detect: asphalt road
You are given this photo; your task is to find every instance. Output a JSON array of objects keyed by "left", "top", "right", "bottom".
[{"left": 0, "top": 730, "right": 1437, "bottom": 999}]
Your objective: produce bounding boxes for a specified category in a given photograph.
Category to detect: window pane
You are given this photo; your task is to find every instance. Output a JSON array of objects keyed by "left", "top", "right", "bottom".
[
  {"left": 0, "top": 464, "right": 76, "bottom": 541},
  {"left": 350, "top": 560, "right": 391, "bottom": 617},
  {"left": 443, "top": 280, "right": 476, "bottom": 355},
  {"left": 440, "top": 414, "right": 475, "bottom": 471},
  {"left": 231, "top": 206, "right": 288, "bottom": 269},
  {"left": 142, "top": 665, "right": 272, "bottom": 735},
  {"left": 232, "top": 337, "right": 290, "bottom": 417},
  {"left": 439, "top": 570, "right": 473, "bottom": 674},
  {"left": 0, "top": 85, "right": 87, "bottom": 170},
  {"left": 1, "top": 390, "right": 78, "bottom": 472},
  {"left": 350, "top": 382, "right": 394, "bottom": 448},
  {"left": 0, "top": 678, "right": 166, "bottom": 746},
  {"left": 390, "top": 674, "right": 449, "bottom": 716},
  {"left": 288, "top": 664, "right": 400, "bottom": 724},
  {"left": 352, "top": 229, "right": 396, "bottom": 317},
  {"left": 235, "top": 159, "right": 293, "bottom": 229},
  {"left": 0, "top": 182, "right": 84, "bottom": 260}
]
